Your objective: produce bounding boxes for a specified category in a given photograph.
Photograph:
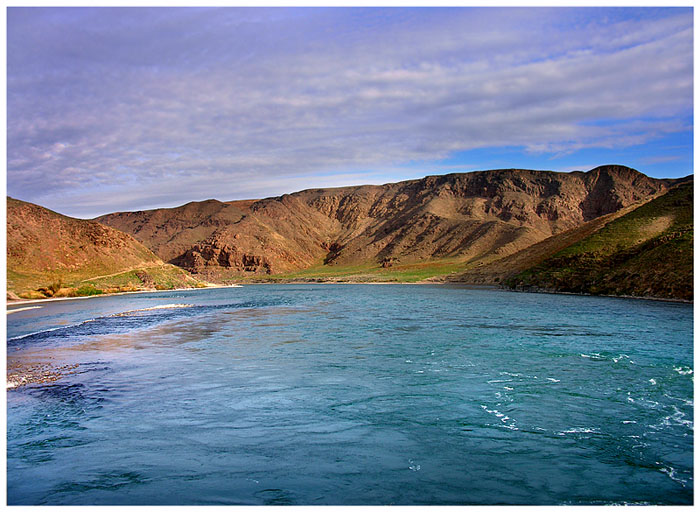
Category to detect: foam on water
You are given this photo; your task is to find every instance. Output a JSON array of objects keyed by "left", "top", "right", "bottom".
[
  {"left": 7, "top": 302, "right": 242, "bottom": 343},
  {"left": 111, "top": 303, "right": 193, "bottom": 316},
  {"left": 558, "top": 427, "right": 599, "bottom": 435},
  {"left": 7, "top": 306, "right": 43, "bottom": 315},
  {"left": 660, "top": 466, "right": 689, "bottom": 487},
  {"left": 674, "top": 366, "right": 693, "bottom": 375},
  {"left": 8, "top": 324, "right": 75, "bottom": 342}
]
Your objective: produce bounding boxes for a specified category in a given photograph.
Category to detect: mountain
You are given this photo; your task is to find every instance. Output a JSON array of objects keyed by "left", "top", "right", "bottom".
[
  {"left": 97, "top": 165, "right": 677, "bottom": 282},
  {"left": 444, "top": 202, "right": 645, "bottom": 286},
  {"left": 502, "top": 181, "right": 693, "bottom": 301},
  {"left": 7, "top": 197, "right": 203, "bottom": 299}
]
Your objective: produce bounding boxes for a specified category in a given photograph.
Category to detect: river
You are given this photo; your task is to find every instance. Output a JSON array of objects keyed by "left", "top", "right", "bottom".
[{"left": 7, "top": 284, "right": 693, "bottom": 504}]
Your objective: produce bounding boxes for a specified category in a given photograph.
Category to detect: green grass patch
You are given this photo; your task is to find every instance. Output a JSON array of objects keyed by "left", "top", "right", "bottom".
[
  {"left": 74, "top": 284, "right": 104, "bottom": 296},
  {"left": 506, "top": 183, "right": 693, "bottom": 300},
  {"left": 83, "top": 270, "right": 142, "bottom": 288},
  {"left": 556, "top": 183, "right": 692, "bottom": 259},
  {"left": 9, "top": 263, "right": 206, "bottom": 299},
  {"left": 238, "top": 258, "right": 468, "bottom": 283},
  {"left": 81, "top": 265, "right": 204, "bottom": 290}
]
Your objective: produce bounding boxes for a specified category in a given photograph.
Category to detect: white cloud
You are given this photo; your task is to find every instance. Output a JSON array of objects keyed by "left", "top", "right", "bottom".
[{"left": 7, "top": 7, "right": 693, "bottom": 217}]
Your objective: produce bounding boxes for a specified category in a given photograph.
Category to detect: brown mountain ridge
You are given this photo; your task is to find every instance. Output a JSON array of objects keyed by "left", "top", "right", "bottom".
[
  {"left": 7, "top": 197, "right": 203, "bottom": 298},
  {"left": 97, "top": 165, "right": 678, "bottom": 280}
]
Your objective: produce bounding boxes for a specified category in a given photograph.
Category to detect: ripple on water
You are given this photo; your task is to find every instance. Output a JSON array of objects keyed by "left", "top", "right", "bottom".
[
  {"left": 254, "top": 488, "right": 296, "bottom": 505},
  {"left": 6, "top": 285, "right": 693, "bottom": 505}
]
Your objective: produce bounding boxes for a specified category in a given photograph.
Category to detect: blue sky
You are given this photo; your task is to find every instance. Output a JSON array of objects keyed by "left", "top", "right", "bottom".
[{"left": 7, "top": 7, "right": 693, "bottom": 218}]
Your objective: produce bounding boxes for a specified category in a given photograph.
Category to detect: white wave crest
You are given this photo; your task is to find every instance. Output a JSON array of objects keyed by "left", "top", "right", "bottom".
[
  {"left": 558, "top": 427, "right": 599, "bottom": 435},
  {"left": 8, "top": 325, "right": 67, "bottom": 341},
  {"left": 7, "top": 306, "right": 43, "bottom": 315},
  {"left": 580, "top": 353, "right": 606, "bottom": 360},
  {"left": 481, "top": 404, "right": 518, "bottom": 430},
  {"left": 673, "top": 366, "right": 693, "bottom": 376},
  {"left": 8, "top": 304, "right": 194, "bottom": 341},
  {"left": 111, "top": 303, "right": 193, "bottom": 316},
  {"left": 660, "top": 465, "right": 688, "bottom": 487}
]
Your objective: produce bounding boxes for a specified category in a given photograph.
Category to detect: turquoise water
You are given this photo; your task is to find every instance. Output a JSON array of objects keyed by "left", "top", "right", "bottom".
[{"left": 6, "top": 285, "right": 693, "bottom": 505}]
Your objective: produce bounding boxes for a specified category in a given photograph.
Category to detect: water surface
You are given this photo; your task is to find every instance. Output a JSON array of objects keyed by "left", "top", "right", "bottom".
[{"left": 7, "top": 285, "right": 693, "bottom": 505}]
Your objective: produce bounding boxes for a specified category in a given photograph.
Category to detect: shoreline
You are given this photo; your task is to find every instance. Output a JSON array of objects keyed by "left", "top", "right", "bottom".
[
  {"left": 7, "top": 279, "right": 691, "bottom": 307},
  {"left": 6, "top": 284, "right": 242, "bottom": 308},
  {"left": 504, "top": 285, "right": 693, "bottom": 305}
]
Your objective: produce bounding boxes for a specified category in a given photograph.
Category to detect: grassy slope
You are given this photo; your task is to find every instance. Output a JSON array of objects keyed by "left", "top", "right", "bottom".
[
  {"left": 505, "top": 183, "right": 693, "bottom": 300},
  {"left": 193, "top": 258, "right": 468, "bottom": 284},
  {"left": 7, "top": 197, "right": 206, "bottom": 299},
  {"left": 272, "top": 258, "right": 467, "bottom": 283},
  {"left": 9, "top": 261, "right": 206, "bottom": 300},
  {"left": 445, "top": 199, "right": 654, "bottom": 285}
]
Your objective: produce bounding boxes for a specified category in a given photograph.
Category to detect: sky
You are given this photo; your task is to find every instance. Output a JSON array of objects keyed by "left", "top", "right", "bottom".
[{"left": 6, "top": 6, "right": 694, "bottom": 218}]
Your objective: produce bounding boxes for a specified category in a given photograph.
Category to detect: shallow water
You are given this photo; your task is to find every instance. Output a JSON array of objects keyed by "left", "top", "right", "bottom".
[{"left": 7, "top": 285, "right": 693, "bottom": 505}]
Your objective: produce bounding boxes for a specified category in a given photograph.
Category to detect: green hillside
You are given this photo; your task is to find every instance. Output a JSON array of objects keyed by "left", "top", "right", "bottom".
[
  {"left": 7, "top": 197, "right": 207, "bottom": 300},
  {"left": 505, "top": 182, "right": 693, "bottom": 301}
]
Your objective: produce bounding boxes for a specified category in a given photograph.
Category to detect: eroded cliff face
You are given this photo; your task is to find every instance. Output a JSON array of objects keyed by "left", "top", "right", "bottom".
[
  {"left": 171, "top": 239, "right": 272, "bottom": 274},
  {"left": 97, "top": 165, "right": 676, "bottom": 275}
]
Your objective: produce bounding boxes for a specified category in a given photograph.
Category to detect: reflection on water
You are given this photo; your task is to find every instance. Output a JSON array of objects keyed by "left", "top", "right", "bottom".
[{"left": 7, "top": 285, "right": 694, "bottom": 505}]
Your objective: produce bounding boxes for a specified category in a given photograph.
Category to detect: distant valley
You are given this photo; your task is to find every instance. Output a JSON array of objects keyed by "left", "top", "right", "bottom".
[{"left": 7, "top": 165, "right": 693, "bottom": 301}]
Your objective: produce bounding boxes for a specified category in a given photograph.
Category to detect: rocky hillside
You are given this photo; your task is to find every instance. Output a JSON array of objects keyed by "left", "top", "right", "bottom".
[
  {"left": 98, "top": 165, "right": 676, "bottom": 278},
  {"left": 503, "top": 181, "right": 693, "bottom": 301},
  {"left": 7, "top": 197, "right": 203, "bottom": 299},
  {"left": 444, "top": 203, "right": 644, "bottom": 286}
]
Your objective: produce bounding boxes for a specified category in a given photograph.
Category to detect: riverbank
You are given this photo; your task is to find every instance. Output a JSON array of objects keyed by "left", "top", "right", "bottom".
[
  {"left": 7, "top": 279, "right": 690, "bottom": 309},
  {"left": 6, "top": 283, "right": 242, "bottom": 308},
  {"left": 247, "top": 277, "right": 691, "bottom": 303},
  {"left": 505, "top": 284, "right": 693, "bottom": 304}
]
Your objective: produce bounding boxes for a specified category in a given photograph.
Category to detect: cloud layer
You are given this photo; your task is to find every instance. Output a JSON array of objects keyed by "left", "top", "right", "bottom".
[{"left": 7, "top": 7, "right": 693, "bottom": 217}]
